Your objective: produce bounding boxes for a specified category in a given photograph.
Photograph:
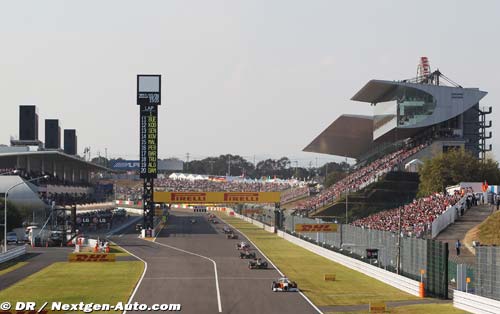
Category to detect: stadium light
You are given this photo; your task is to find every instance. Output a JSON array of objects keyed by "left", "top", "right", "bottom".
[{"left": 3, "top": 175, "right": 49, "bottom": 253}]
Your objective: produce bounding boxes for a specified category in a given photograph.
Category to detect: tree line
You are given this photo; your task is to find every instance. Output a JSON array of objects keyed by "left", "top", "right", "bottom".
[
  {"left": 91, "top": 154, "right": 351, "bottom": 181},
  {"left": 418, "top": 149, "right": 500, "bottom": 197}
]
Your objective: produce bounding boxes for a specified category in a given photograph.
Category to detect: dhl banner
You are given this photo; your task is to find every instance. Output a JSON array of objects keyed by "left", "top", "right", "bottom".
[
  {"left": 295, "top": 224, "right": 338, "bottom": 233},
  {"left": 154, "top": 192, "right": 281, "bottom": 204},
  {"left": 68, "top": 253, "right": 116, "bottom": 262}
]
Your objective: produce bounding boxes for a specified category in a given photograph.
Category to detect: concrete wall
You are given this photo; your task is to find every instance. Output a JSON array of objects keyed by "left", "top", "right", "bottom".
[{"left": 453, "top": 290, "right": 500, "bottom": 314}]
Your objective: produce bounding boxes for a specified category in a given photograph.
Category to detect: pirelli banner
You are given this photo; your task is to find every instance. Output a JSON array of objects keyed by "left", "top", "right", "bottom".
[
  {"left": 295, "top": 223, "right": 338, "bottom": 233},
  {"left": 154, "top": 192, "right": 281, "bottom": 204},
  {"left": 68, "top": 253, "right": 116, "bottom": 262}
]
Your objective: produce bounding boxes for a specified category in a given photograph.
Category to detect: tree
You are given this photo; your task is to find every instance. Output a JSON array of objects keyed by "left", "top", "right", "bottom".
[
  {"left": 324, "top": 170, "right": 348, "bottom": 188},
  {"left": 91, "top": 156, "right": 109, "bottom": 167},
  {"left": 418, "top": 149, "right": 500, "bottom": 197}
]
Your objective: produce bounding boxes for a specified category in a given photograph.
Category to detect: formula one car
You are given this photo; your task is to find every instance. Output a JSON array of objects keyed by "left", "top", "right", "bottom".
[
  {"left": 272, "top": 277, "right": 298, "bottom": 292},
  {"left": 236, "top": 241, "right": 250, "bottom": 250},
  {"left": 211, "top": 219, "right": 219, "bottom": 224},
  {"left": 248, "top": 258, "right": 268, "bottom": 269},
  {"left": 227, "top": 232, "right": 238, "bottom": 239},
  {"left": 222, "top": 226, "right": 232, "bottom": 234},
  {"left": 239, "top": 251, "right": 256, "bottom": 259},
  {"left": 190, "top": 219, "right": 196, "bottom": 224}
]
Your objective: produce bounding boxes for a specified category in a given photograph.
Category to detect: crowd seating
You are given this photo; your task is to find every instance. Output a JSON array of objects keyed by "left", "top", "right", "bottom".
[
  {"left": 280, "top": 186, "right": 310, "bottom": 204},
  {"left": 155, "top": 178, "right": 294, "bottom": 192},
  {"left": 352, "top": 191, "right": 463, "bottom": 237},
  {"left": 294, "top": 144, "right": 427, "bottom": 212},
  {"left": 116, "top": 178, "right": 298, "bottom": 201},
  {"left": 40, "top": 192, "right": 97, "bottom": 206}
]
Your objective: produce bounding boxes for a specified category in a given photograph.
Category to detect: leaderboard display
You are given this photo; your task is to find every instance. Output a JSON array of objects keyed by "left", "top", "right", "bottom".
[
  {"left": 137, "top": 74, "right": 161, "bottom": 179},
  {"left": 139, "top": 105, "right": 158, "bottom": 178}
]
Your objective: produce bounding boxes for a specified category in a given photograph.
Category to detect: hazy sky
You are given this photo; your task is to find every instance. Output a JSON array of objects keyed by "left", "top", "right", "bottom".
[{"left": 1, "top": 1, "right": 499, "bottom": 167}]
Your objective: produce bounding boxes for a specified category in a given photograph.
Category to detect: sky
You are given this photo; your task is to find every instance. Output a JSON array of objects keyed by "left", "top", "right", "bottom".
[{"left": 0, "top": 0, "right": 499, "bottom": 167}]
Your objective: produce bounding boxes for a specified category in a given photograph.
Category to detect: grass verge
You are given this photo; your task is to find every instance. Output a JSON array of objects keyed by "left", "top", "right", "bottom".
[
  {"left": 477, "top": 210, "right": 500, "bottom": 245},
  {"left": 0, "top": 261, "right": 144, "bottom": 312},
  {"left": 328, "top": 303, "right": 466, "bottom": 314},
  {"left": 220, "top": 215, "right": 419, "bottom": 307},
  {"left": 108, "top": 244, "right": 130, "bottom": 256},
  {"left": 0, "top": 261, "right": 28, "bottom": 276}
]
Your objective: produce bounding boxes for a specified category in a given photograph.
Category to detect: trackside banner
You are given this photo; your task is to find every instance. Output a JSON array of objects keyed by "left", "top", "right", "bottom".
[
  {"left": 154, "top": 192, "right": 281, "bottom": 204},
  {"left": 294, "top": 224, "right": 338, "bottom": 232},
  {"left": 68, "top": 253, "right": 116, "bottom": 262}
]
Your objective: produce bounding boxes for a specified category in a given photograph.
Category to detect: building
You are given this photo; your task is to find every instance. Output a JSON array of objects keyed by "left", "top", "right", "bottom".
[
  {"left": 64, "top": 129, "right": 77, "bottom": 156},
  {"left": 11, "top": 105, "right": 42, "bottom": 147},
  {"left": 45, "top": 119, "right": 61, "bottom": 150},
  {"left": 304, "top": 69, "right": 491, "bottom": 162}
]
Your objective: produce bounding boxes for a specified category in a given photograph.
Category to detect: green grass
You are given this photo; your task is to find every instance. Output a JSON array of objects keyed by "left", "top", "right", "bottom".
[
  {"left": 328, "top": 303, "right": 466, "bottom": 314},
  {"left": 477, "top": 210, "right": 500, "bottom": 245},
  {"left": 108, "top": 244, "right": 130, "bottom": 256},
  {"left": 386, "top": 303, "right": 466, "bottom": 314},
  {"left": 0, "top": 261, "right": 144, "bottom": 312},
  {"left": 0, "top": 261, "right": 28, "bottom": 276},
  {"left": 220, "top": 215, "right": 420, "bottom": 307}
]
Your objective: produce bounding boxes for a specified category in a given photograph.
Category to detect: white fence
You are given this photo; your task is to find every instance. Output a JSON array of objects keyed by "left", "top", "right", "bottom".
[
  {"left": 232, "top": 212, "right": 421, "bottom": 297},
  {"left": 431, "top": 196, "right": 466, "bottom": 238},
  {"left": 0, "top": 246, "right": 26, "bottom": 264},
  {"left": 453, "top": 290, "right": 500, "bottom": 314}
]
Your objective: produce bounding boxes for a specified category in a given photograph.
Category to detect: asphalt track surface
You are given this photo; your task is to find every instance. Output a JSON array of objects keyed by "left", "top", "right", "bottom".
[{"left": 111, "top": 211, "right": 318, "bottom": 314}]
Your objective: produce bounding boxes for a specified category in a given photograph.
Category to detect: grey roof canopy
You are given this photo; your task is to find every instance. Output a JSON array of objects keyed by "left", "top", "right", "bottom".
[
  {"left": 351, "top": 80, "right": 487, "bottom": 129},
  {"left": 304, "top": 79, "right": 488, "bottom": 159},
  {"left": 303, "top": 115, "right": 373, "bottom": 158},
  {"left": 351, "top": 80, "right": 400, "bottom": 103}
]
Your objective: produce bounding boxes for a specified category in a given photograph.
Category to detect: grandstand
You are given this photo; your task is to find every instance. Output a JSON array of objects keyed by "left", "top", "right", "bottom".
[
  {"left": 299, "top": 59, "right": 491, "bottom": 221},
  {"left": 0, "top": 106, "right": 114, "bottom": 229}
]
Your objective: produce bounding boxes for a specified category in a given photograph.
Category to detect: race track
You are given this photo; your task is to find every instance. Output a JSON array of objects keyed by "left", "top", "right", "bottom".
[{"left": 111, "top": 210, "right": 318, "bottom": 314}]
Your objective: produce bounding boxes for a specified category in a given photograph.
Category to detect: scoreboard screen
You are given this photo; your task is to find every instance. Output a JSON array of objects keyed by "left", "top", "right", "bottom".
[{"left": 137, "top": 75, "right": 161, "bottom": 106}]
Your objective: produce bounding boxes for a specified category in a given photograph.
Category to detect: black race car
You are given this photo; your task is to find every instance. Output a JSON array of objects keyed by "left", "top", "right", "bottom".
[
  {"left": 240, "top": 251, "right": 256, "bottom": 259},
  {"left": 248, "top": 258, "right": 268, "bottom": 269},
  {"left": 227, "top": 233, "right": 238, "bottom": 239},
  {"left": 236, "top": 242, "right": 250, "bottom": 250}
]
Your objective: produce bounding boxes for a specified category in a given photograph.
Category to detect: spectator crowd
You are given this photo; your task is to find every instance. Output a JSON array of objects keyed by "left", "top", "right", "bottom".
[
  {"left": 116, "top": 178, "right": 300, "bottom": 201},
  {"left": 294, "top": 144, "right": 427, "bottom": 213},
  {"left": 352, "top": 191, "right": 463, "bottom": 237}
]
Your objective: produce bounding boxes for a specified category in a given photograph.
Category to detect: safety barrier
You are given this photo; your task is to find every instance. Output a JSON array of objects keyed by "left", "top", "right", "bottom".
[
  {"left": 277, "top": 230, "right": 420, "bottom": 296},
  {"left": 0, "top": 245, "right": 26, "bottom": 264},
  {"left": 431, "top": 196, "right": 467, "bottom": 238},
  {"left": 232, "top": 212, "right": 421, "bottom": 297},
  {"left": 453, "top": 290, "right": 500, "bottom": 314}
]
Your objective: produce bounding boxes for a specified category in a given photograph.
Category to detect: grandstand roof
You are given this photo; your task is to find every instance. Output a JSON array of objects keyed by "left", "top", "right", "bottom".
[
  {"left": 351, "top": 80, "right": 399, "bottom": 103},
  {"left": 303, "top": 114, "right": 373, "bottom": 158},
  {"left": 0, "top": 150, "right": 111, "bottom": 172}
]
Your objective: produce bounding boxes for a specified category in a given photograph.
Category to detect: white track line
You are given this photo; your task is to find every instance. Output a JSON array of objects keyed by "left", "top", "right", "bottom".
[
  {"left": 149, "top": 239, "right": 222, "bottom": 313},
  {"left": 220, "top": 215, "right": 324, "bottom": 314},
  {"left": 108, "top": 239, "right": 148, "bottom": 314}
]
